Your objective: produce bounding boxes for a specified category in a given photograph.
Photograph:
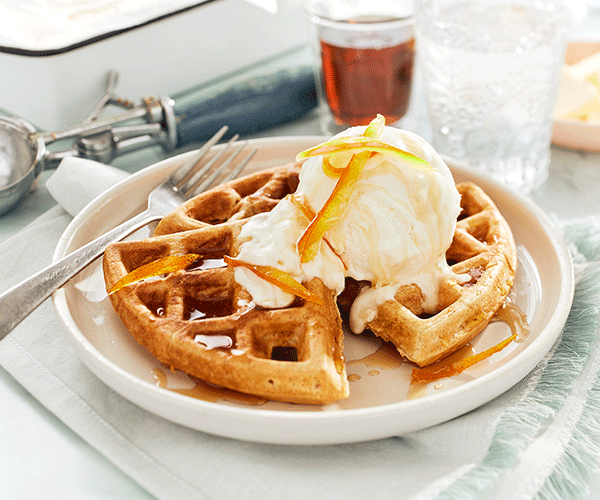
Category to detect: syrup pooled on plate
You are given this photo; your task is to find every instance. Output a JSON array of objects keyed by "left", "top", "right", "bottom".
[
  {"left": 346, "top": 341, "right": 404, "bottom": 381},
  {"left": 346, "top": 298, "right": 529, "bottom": 400},
  {"left": 152, "top": 368, "right": 267, "bottom": 406},
  {"left": 408, "top": 297, "right": 530, "bottom": 391},
  {"left": 492, "top": 297, "right": 532, "bottom": 341}
]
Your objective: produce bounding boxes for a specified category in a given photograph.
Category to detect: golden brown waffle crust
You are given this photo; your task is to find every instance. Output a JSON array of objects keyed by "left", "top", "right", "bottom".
[
  {"left": 103, "top": 162, "right": 517, "bottom": 403},
  {"left": 103, "top": 162, "right": 348, "bottom": 405},
  {"left": 154, "top": 162, "right": 302, "bottom": 236},
  {"left": 363, "top": 181, "right": 517, "bottom": 367}
]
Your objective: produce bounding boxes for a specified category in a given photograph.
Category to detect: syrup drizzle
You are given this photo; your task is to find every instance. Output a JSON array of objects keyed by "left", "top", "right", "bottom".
[
  {"left": 152, "top": 368, "right": 267, "bottom": 406},
  {"left": 346, "top": 342, "right": 404, "bottom": 382},
  {"left": 344, "top": 297, "right": 528, "bottom": 401},
  {"left": 188, "top": 258, "right": 227, "bottom": 271},
  {"left": 492, "top": 297, "right": 531, "bottom": 342},
  {"left": 407, "top": 343, "right": 476, "bottom": 399},
  {"left": 152, "top": 298, "right": 529, "bottom": 404},
  {"left": 194, "top": 334, "right": 233, "bottom": 349},
  {"left": 407, "top": 298, "right": 529, "bottom": 397},
  {"left": 347, "top": 342, "right": 404, "bottom": 371}
]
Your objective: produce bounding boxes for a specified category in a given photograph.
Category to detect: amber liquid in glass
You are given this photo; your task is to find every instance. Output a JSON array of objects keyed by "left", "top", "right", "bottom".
[{"left": 320, "top": 24, "right": 415, "bottom": 127}]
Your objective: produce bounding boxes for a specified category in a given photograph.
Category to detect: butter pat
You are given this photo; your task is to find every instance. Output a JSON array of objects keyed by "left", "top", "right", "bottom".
[{"left": 569, "top": 50, "right": 600, "bottom": 90}]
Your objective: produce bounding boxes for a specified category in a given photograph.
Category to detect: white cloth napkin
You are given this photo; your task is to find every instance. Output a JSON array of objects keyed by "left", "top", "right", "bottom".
[
  {"left": 2, "top": 158, "right": 600, "bottom": 500},
  {"left": 46, "top": 157, "right": 129, "bottom": 217}
]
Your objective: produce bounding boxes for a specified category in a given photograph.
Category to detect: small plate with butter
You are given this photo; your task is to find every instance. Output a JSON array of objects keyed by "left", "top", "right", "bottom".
[{"left": 552, "top": 42, "right": 600, "bottom": 152}]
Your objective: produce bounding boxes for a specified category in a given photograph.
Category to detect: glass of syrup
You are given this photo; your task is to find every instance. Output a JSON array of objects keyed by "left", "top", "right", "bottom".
[{"left": 305, "top": 0, "right": 415, "bottom": 136}]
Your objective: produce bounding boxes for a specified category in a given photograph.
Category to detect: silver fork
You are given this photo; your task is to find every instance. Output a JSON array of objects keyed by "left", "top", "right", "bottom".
[{"left": 0, "top": 126, "right": 256, "bottom": 340}]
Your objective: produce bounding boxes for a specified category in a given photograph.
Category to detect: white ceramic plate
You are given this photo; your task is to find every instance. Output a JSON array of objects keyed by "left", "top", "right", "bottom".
[{"left": 52, "top": 137, "right": 574, "bottom": 445}]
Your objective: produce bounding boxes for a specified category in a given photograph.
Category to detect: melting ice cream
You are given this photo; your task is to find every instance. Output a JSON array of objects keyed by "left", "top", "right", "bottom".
[{"left": 233, "top": 120, "right": 464, "bottom": 333}]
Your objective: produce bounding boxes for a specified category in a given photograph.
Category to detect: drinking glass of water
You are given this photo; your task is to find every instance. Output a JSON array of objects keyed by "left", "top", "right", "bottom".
[
  {"left": 415, "top": 0, "right": 572, "bottom": 193},
  {"left": 305, "top": 0, "right": 416, "bottom": 136}
]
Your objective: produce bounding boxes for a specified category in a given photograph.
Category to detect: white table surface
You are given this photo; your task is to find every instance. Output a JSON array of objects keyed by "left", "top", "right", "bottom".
[{"left": 2, "top": 12, "right": 600, "bottom": 497}]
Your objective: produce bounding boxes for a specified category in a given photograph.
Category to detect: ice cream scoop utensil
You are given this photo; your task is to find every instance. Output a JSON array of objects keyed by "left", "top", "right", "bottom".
[{"left": 0, "top": 66, "right": 316, "bottom": 215}]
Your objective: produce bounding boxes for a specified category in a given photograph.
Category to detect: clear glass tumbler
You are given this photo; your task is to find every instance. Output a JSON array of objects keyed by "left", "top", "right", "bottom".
[
  {"left": 415, "top": 0, "right": 572, "bottom": 193},
  {"left": 305, "top": 0, "right": 415, "bottom": 136}
]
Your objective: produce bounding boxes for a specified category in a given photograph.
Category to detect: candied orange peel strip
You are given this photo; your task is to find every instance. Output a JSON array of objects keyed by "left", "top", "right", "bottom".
[
  {"left": 363, "top": 113, "right": 386, "bottom": 138},
  {"left": 322, "top": 152, "right": 353, "bottom": 178},
  {"left": 297, "top": 137, "right": 431, "bottom": 173},
  {"left": 287, "top": 193, "right": 315, "bottom": 221},
  {"left": 297, "top": 150, "right": 372, "bottom": 263},
  {"left": 296, "top": 114, "right": 428, "bottom": 173},
  {"left": 224, "top": 255, "right": 323, "bottom": 305},
  {"left": 296, "top": 115, "right": 391, "bottom": 263},
  {"left": 411, "top": 333, "right": 518, "bottom": 384},
  {"left": 321, "top": 115, "right": 385, "bottom": 177},
  {"left": 109, "top": 253, "right": 201, "bottom": 295},
  {"left": 287, "top": 194, "right": 348, "bottom": 270},
  {"left": 296, "top": 115, "right": 431, "bottom": 263}
]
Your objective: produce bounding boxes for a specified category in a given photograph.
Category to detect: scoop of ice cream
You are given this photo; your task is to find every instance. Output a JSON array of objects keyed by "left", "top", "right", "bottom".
[{"left": 234, "top": 123, "right": 463, "bottom": 332}]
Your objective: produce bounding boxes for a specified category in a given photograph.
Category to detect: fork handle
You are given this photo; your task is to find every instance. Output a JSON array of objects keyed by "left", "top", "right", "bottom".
[{"left": 0, "top": 210, "right": 158, "bottom": 341}]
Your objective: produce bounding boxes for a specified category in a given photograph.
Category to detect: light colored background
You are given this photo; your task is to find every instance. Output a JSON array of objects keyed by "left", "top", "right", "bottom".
[{"left": 1, "top": 1, "right": 599, "bottom": 498}]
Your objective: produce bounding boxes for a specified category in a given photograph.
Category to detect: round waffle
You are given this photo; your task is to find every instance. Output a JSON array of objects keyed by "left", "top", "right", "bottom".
[
  {"left": 103, "top": 163, "right": 516, "bottom": 403},
  {"left": 103, "top": 162, "right": 349, "bottom": 405},
  {"left": 153, "top": 162, "right": 302, "bottom": 236}
]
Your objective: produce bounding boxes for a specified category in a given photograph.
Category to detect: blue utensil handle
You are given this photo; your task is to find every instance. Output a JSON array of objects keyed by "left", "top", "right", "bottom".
[{"left": 173, "top": 66, "right": 317, "bottom": 147}]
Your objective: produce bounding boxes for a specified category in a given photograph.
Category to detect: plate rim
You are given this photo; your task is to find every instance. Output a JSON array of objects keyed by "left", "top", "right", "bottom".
[
  {"left": 51, "top": 136, "right": 575, "bottom": 444},
  {"left": 552, "top": 117, "right": 600, "bottom": 153}
]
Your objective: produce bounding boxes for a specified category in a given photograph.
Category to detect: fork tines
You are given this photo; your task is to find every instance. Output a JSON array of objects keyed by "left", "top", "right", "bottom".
[
  {"left": 187, "top": 139, "right": 257, "bottom": 197},
  {"left": 170, "top": 126, "right": 257, "bottom": 198}
]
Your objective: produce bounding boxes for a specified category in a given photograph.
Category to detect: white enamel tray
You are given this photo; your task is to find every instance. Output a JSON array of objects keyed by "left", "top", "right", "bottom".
[{"left": 52, "top": 136, "right": 574, "bottom": 445}]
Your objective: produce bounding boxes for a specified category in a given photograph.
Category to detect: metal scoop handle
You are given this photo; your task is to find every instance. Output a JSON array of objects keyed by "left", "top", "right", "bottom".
[{"left": 38, "top": 66, "right": 317, "bottom": 168}]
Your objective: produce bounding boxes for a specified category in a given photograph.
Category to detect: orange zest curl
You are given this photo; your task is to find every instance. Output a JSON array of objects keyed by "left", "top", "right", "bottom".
[
  {"left": 411, "top": 333, "right": 517, "bottom": 384},
  {"left": 296, "top": 114, "right": 428, "bottom": 173},
  {"left": 297, "top": 150, "right": 372, "bottom": 263},
  {"left": 322, "top": 152, "right": 353, "bottom": 178},
  {"left": 287, "top": 194, "right": 348, "bottom": 270},
  {"left": 320, "top": 115, "right": 384, "bottom": 178},
  {"left": 296, "top": 137, "right": 431, "bottom": 173},
  {"left": 294, "top": 115, "right": 430, "bottom": 264},
  {"left": 224, "top": 255, "right": 323, "bottom": 305},
  {"left": 363, "top": 113, "right": 386, "bottom": 138},
  {"left": 296, "top": 115, "right": 429, "bottom": 174},
  {"left": 109, "top": 253, "right": 201, "bottom": 295}
]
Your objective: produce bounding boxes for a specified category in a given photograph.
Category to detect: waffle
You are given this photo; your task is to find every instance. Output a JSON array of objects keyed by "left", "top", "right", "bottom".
[
  {"left": 339, "top": 181, "right": 517, "bottom": 367},
  {"left": 103, "top": 162, "right": 516, "bottom": 403},
  {"left": 103, "top": 162, "right": 349, "bottom": 405},
  {"left": 152, "top": 163, "right": 302, "bottom": 236}
]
